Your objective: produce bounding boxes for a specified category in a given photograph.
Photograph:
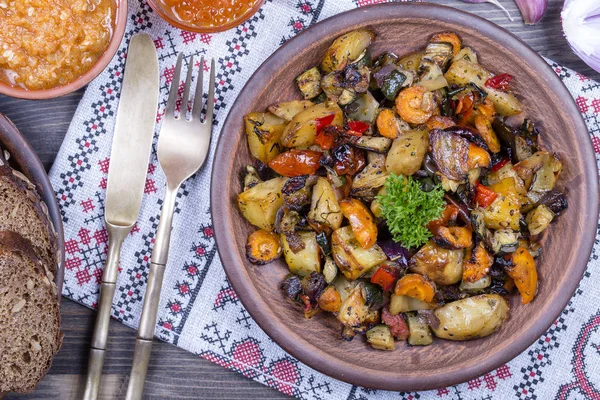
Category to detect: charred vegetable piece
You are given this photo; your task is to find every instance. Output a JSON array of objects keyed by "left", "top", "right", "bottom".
[
  {"left": 407, "top": 313, "right": 433, "bottom": 346},
  {"left": 296, "top": 67, "right": 322, "bottom": 99},
  {"left": 280, "top": 102, "right": 343, "bottom": 148},
  {"left": 371, "top": 262, "right": 402, "bottom": 291},
  {"left": 317, "top": 286, "right": 342, "bottom": 312},
  {"left": 300, "top": 272, "right": 327, "bottom": 307},
  {"left": 316, "top": 231, "right": 332, "bottom": 256},
  {"left": 281, "top": 231, "right": 321, "bottom": 276},
  {"left": 429, "top": 129, "right": 470, "bottom": 181},
  {"left": 282, "top": 274, "right": 302, "bottom": 300},
  {"left": 332, "top": 144, "right": 366, "bottom": 176},
  {"left": 366, "top": 325, "right": 395, "bottom": 350},
  {"left": 339, "top": 198, "right": 378, "bottom": 249},
  {"left": 268, "top": 149, "right": 322, "bottom": 177},
  {"left": 394, "top": 273, "right": 436, "bottom": 303},
  {"left": 432, "top": 294, "right": 509, "bottom": 340},
  {"left": 349, "top": 136, "right": 393, "bottom": 154},
  {"left": 381, "top": 69, "right": 407, "bottom": 100},
  {"left": 395, "top": 86, "right": 435, "bottom": 124},
  {"left": 397, "top": 51, "right": 424, "bottom": 74},
  {"left": 462, "top": 241, "right": 493, "bottom": 283},
  {"left": 431, "top": 226, "right": 473, "bottom": 250},
  {"left": 321, "top": 29, "right": 375, "bottom": 73},
  {"left": 525, "top": 204, "right": 554, "bottom": 236},
  {"left": 238, "top": 177, "right": 287, "bottom": 231},
  {"left": 385, "top": 128, "right": 429, "bottom": 176},
  {"left": 538, "top": 190, "right": 568, "bottom": 215},
  {"left": 350, "top": 153, "right": 388, "bottom": 200},
  {"left": 410, "top": 240, "right": 464, "bottom": 286},
  {"left": 362, "top": 282, "right": 385, "bottom": 310},
  {"left": 331, "top": 226, "right": 387, "bottom": 280},
  {"left": 505, "top": 248, "right": 538, "bottom": 304},
  {"left": 246, "top": 230, "right": 283, "bottom": 264},
  {"left": 244, "top": 112, "right": 287, "bottom": 163}
]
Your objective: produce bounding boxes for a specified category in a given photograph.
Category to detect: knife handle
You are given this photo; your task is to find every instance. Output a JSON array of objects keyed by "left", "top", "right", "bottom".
[
  {"left": 126, "top": 184, "right": 178, "bottom": 399},
  {"left": 83, "top": 224, "right": 131, "bottom": 400}
]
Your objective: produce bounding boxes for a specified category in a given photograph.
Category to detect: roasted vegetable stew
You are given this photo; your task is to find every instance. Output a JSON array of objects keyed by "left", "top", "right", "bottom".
[{"left": 237, "top": 30, "right": 566, "bottom": 350}]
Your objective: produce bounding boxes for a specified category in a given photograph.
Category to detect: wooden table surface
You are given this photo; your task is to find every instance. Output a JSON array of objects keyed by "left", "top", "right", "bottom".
[{"left": 2, "top": 1, "right": 599, "bottom": 399}]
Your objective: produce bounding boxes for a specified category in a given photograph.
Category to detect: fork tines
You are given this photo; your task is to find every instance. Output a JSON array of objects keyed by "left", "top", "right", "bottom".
[{"left": 165, "top": 53, "right": 215, "bottom": 125}]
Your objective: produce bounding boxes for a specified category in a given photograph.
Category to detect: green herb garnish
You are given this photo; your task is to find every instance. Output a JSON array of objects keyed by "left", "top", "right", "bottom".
[{"left": 377, "top": 174, "right": 445, "bottom": 248}]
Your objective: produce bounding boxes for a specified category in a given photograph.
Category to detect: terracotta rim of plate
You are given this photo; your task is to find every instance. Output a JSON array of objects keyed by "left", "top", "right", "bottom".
[
  {"left": 211, "top": 2, "right": 599, "bottom": 391},
  {"left": 0, "top": 0, "right": 128, "bottom": 100},
  {"left": 0, "top": 113, "right": 65, "bottom": 301},
  {"left": 146, "top": 0, "right": 265, "bottom": 33}
]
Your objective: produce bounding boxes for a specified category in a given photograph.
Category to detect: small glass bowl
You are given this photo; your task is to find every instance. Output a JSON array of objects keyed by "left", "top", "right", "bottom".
[{"left": 147, "top": 0, "right": 264, "bottom": 33}]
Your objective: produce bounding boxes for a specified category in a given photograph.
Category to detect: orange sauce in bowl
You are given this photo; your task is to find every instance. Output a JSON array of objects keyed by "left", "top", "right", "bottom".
[{"left": 158, "top": 0, "right": 262, "bottom": 30}]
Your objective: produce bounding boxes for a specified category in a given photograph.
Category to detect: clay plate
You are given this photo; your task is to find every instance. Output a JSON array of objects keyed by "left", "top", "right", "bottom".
[
  {"left": 211, "top": 3, "right": 599, "bottom": 391},
  {"left": 0, "top": 113, "right": 65, "bottom": 299}
]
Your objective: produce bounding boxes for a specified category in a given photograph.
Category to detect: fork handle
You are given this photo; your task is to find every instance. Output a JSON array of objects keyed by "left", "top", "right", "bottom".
[{"left": 126, "top": 184, "right": 179, "bottom": 399}]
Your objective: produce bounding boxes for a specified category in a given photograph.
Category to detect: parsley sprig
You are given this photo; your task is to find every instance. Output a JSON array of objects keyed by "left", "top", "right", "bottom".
[{"left": 377, "top": 174, "right": 445, "bottom": 248}]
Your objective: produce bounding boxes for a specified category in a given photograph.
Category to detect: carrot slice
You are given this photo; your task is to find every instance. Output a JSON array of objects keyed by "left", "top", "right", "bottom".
[
  {"left": 395, "top": 86, "right": 435, "bottom": 125},
  {"left": 394, "top": 274, "right": 436, "bottom": 303}
]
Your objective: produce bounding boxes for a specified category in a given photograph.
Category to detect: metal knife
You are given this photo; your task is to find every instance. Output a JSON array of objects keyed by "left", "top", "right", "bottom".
[{"left": 83, "top": 33, "right": 159, "bottom": 400}]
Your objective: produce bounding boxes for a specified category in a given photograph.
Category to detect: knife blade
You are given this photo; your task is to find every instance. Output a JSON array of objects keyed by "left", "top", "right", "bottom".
[{"left": 83, "top": 33, "right": 159, "bottom": 400}]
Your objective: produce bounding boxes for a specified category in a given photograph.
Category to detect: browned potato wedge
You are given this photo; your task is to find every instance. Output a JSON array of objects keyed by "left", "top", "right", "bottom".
[
  {"left": 246, "top": 230, "right": 282, "bottom": 264},
  {"left": 332, "top": 226, "right": 387, "bottom": 280},
  {"left": 281, "top": 231, "right": 321, "bottom": 276},
  {"left": 482, "top": 194, "right": 521, "bottom": 231},
  {"left": 280, "top": 101, "right": 343, "bottom": 148},
  {"left": 410, "top": 240, "right": 464, "bottom": 285},
  {"left": 321, "top": 29, "right": 375, "bottom": 73},
  {"left": 445, "top": 59, "right": 522, "bottom": 116},
  {"left": 432, "top": 294, "right": 509, "bottom": 340},
  {"left": 318, "top": 286, "right": 342, "bottom": 312},
  {"left": 308, "top": 177, "right": 343, "bottom": 231},
  {"left": 385, "top": 128, "right": 428, "bottom": 176},
  {"left": 237, "top": 177, "right": 287, "bottom": 231},
  {"left": 244, "top": 112, "right": 287, "bottom": 163},
  {"left": 268, "top": 100, "right": 314, "bottom": 121}
]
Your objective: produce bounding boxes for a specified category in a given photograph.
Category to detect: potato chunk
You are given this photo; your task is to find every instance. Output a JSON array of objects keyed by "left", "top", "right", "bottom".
[{"left": 237, "top": 177, "right": 286, "bottom": 231}]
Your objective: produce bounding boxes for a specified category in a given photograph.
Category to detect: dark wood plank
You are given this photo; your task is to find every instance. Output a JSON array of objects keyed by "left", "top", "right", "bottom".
[{"left": 1, "top": 0, "right": 597, "bottom": 397}]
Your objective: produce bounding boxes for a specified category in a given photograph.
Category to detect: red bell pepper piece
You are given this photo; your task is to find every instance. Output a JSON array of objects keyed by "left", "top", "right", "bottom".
[
  {"left": 347, "top": 120, "right": 370, "bottom": 134},
  {"left": 491, "top": 157, "right": 510, "bottom": 172},
  {"left": 268, "top": 149, "right": 322, "bottom": 177},
  {"left": 315, "top": 114, "right": 336, "bottom": 134},
  {"left": 473, "top": 182, "right": 498, "bottom": 208},
  {"left": 371, "top": 263, "right": 400, "bottom": 292},
  {"left": 485, "top": 73, "right": 513, "bottom": 91}
]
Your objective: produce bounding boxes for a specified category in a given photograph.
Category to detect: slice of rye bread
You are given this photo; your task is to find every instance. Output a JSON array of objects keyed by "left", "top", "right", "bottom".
[
  {"left": 0, "top": 161, "right": 59, "bottom": 275},
  {"left": 0, "top": 231, "right": 63, "bottom": 394}
]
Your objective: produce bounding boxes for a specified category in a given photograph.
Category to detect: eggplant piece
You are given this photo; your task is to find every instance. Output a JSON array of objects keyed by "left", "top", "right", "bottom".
[
  {"left": 282, "top": 175, "right": 316, "bottom": 211},
  {"left": 300, "top": 271, "right": 327, "bottom": 308},
  {"left": 538, "top": 190, "right": 568, "bottom": 215},
  {"left": 243, "top": 165, "right": 262, "bottom": 191},
  {"left": 429, "top": 129, "right": 470, "bottom": 181},
  {"left": 372, "top": 64, "right": 397, "bottom": 88},
  {"left": 444, "top": 126, "right": 489, "bottom": 151},
  {"left": 343, "top": 64, "right": 370, "bottom": 94},
  {"left": 282, "top": 274, "right": 302, "bottom": 300},
  {"left": 346, "top": 92, "right": 380, "bottom": 123},
  {"left": 492, "top": 118, "right": 535, "bottom": 163},
  {"left": 362, "top": 282, "right": 385, "bottom": 310},
  {"left": 275, "top": 207, "right": 305, "bottom": 253},
  {"left": 420, "top": 41, "right": 454, "bottom": 70}
]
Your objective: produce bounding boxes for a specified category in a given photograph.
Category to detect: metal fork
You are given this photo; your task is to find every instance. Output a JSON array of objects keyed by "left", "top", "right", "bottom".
[{"left": 125, "top": 53, "right": 215, "bottom": 400}]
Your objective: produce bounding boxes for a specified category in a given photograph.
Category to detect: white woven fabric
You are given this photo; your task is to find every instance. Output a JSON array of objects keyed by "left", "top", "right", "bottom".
[{"left": 49, "top": 0, "right": 600, "bottom": 398}]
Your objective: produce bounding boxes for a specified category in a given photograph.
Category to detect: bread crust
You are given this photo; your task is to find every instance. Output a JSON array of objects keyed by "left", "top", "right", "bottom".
[{"left": 0, "top": 163, "right": 59, "bottom": 274}]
